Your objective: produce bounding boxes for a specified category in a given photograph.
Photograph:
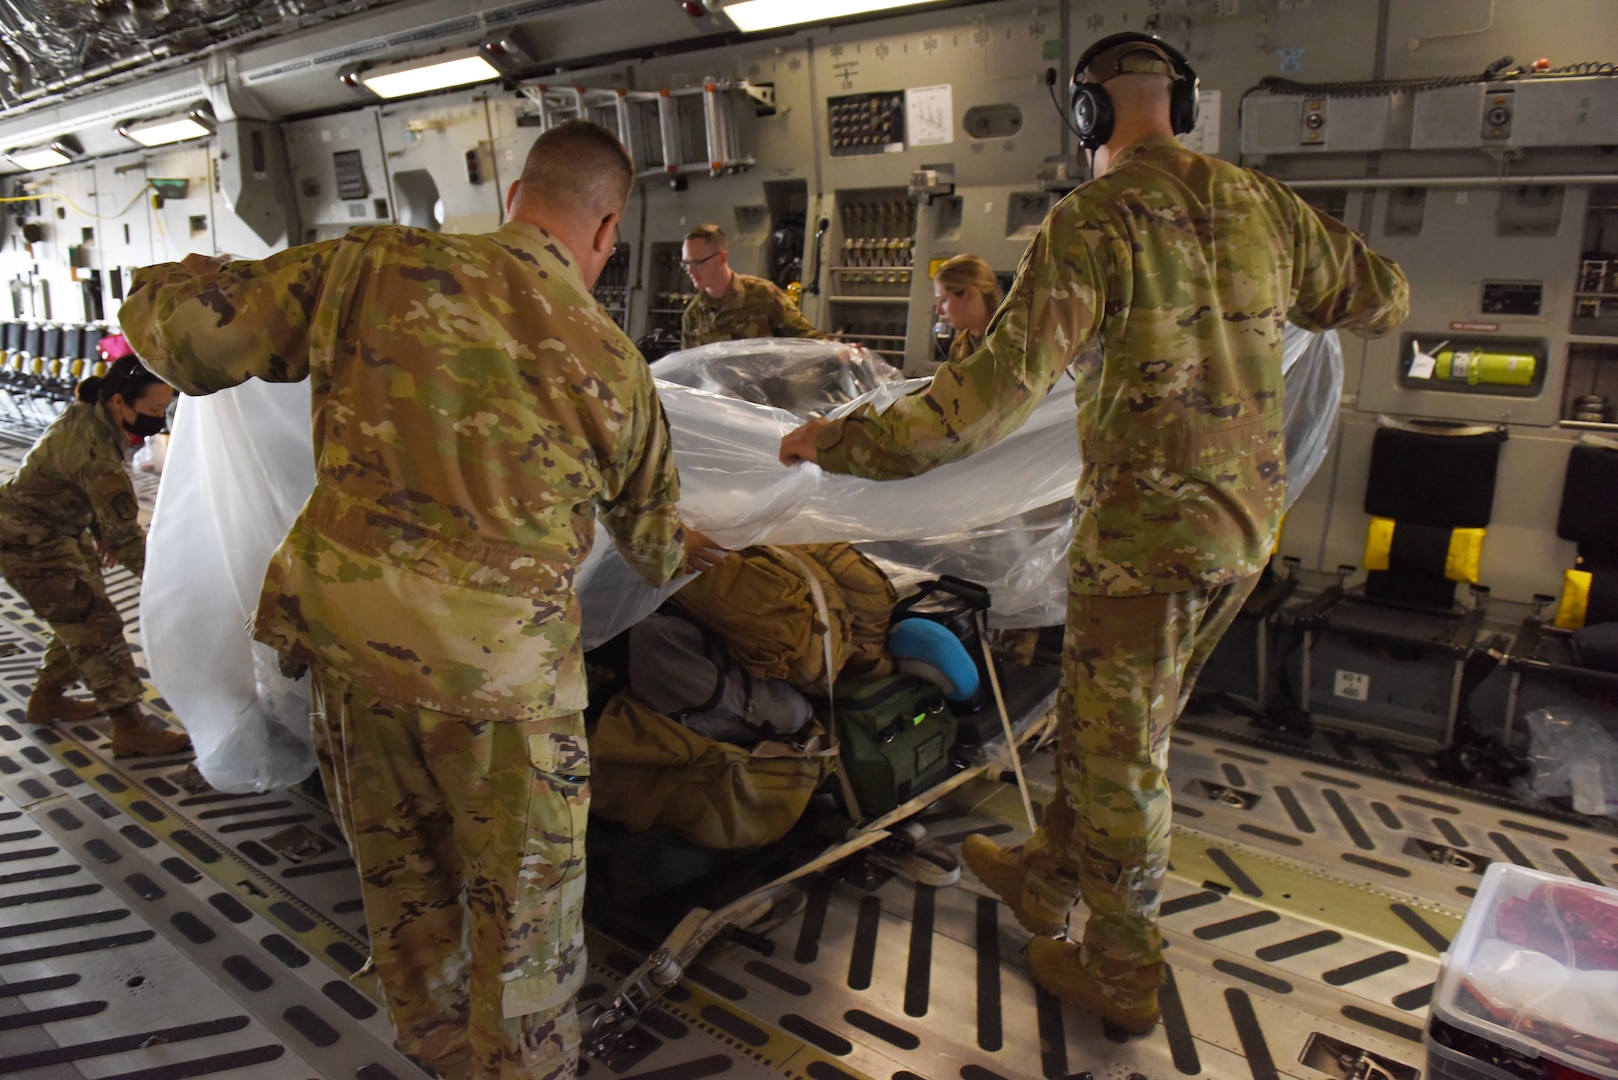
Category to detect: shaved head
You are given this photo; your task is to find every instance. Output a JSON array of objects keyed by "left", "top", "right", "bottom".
[
  {"left": 506, "top": 120, "right": 635, "bottom": 288},
  {"left": 1104, "top": 71, "right": 1175, "bottom": 118},
  {"left": 517, "top": 119, "right": 635, "bottom": 221}
]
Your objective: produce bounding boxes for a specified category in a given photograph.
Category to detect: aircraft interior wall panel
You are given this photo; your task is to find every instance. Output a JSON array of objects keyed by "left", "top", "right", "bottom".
[
  {"left": 205, "top": 124, "right": 296, "bottom": 260},
  {"left": 376, "top": 92, "right": 505, "bottom": 237},
  {"left": 1308, "top": 411, "right": 1381, "bottom": 583},
  {"left": 93, "top": 155, "right": 159, "bottom": 321},
  {"left": 807, "top": 4, "right": 1060, "bottom": 196},
  {"left": 1382, "top": 0, "right": 1618, "bottom": 83},
  {"left": 483, "top": 88, "right": 536, "bottom": 212},
  {"left": 1479, "top": 430, "right": 1581, "bottom": 606},
  {"left": 31, "top": 165, "right": 94, "bottom": 325},
  {"left": 728, "top": 44, "right": 819, "bottom": 174},
  {"left": 613, "top": 50, "right": 816, "bottom": 332},
  {"left": 1271, "top": 422, "right": 1338, "bottom": 573},
  {"left": 1356, "top": 184, "right": 1587, "bottom": 427},
  {"left": 208, "top": 147, "right": 297, "bottom": 265},
  {"left": 283, "top": 111, "right": 394, "bottom": 245},
  {"left": 142, "top": 145, "right": 218, "bottom": 273}
]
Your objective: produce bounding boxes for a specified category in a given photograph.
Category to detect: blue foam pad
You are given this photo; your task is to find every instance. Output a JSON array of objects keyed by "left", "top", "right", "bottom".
[{"left": 887, "top": 618, "right": 979, "bottom": 700}]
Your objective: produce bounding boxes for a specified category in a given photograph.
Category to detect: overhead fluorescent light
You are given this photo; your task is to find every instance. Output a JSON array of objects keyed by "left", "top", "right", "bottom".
[
  {"left": 355, "top": 48, "right": 502, "bottom": 99},
  {"left": 6, "top": 140, "right": 77, "bottom": 170},
  {"left": 720, "top": 0, "right": 947, "bottom": 32},
  {"left": 118, "top": 107, "right": 216, "bottom": 148}
]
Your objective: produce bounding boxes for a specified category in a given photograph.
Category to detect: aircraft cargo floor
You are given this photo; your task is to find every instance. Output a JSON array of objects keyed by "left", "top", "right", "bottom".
[{"left": 1, "top": 425, "right": 1614, "bottom": 1080}]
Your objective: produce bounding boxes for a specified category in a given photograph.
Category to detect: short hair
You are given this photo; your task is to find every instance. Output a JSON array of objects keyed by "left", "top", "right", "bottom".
[
  {"left": 685, "top": 223, "right": 728, "bottom": 250},
  {"left": 518, "top": 119, "right": 635, "bottom": 219},
  {"left": 934, "top": 254, "right": 1003, "bottom": 310}
]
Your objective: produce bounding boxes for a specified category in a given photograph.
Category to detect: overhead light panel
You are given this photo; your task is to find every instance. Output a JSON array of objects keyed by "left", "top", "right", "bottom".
[
  {"left": 118, "top": 107, "right": 216, "bottom": 148},
  {"left": 719, "top": 0, "right": 947, "bottom": 32},
  {"left": 6, "top": 139, "right": 78, "bottom": 170},
  {"left": 353, "top": 48, "right": 503, "bottom": 100}
]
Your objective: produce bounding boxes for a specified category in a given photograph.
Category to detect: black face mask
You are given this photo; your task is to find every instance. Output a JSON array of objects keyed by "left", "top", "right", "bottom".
[{"left": 124, "top": 412, "right": 166, "bottom": 438}]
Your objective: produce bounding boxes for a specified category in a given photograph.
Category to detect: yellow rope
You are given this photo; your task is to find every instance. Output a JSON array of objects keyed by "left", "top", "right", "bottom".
[{"left": 0, "top": 184, "right": 155, "bottom": 218}]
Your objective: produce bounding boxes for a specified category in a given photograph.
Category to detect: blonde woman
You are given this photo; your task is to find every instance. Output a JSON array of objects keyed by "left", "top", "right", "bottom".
[{"left": 933, "top": 254, "right": 1004, "bottom": 363}]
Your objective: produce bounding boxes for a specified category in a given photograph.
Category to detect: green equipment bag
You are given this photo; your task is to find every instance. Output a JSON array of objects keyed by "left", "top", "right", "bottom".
[{"left": 820, "top": 674, "right": 958, "bottom": 816}]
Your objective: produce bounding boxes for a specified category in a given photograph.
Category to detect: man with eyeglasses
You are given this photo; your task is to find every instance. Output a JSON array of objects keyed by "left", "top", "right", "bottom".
[{"left": 680, "top": 223, "right": 827, "bottom": 349}]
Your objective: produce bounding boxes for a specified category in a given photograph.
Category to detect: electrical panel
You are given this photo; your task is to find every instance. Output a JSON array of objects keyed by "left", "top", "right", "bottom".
[
  {"left": 593, "top": 243, "right": 630, "bottom": 330},
  {"left": 827, "top": 92, "right": 906, "bottom": 157},
  {"left": 1480, "top": 280, "right": 1543, "bottom": 317},
  {"left": 1244, "top": 77, "right": 1618, "bottom": 155},
  {"left": 1412, "top": 77, "right": 1618, "bottom": 150},
  {"left": 1240, "top": 93, "right": 1410, "bottom": 155},
  {"left": 825, "top": 190, "right": 915, "bottom": 365}
]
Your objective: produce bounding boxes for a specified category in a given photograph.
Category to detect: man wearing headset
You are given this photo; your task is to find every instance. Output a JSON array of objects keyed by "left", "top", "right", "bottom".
[{"left": 780, "top": 33, "right": 1408, "bottom": 1032}]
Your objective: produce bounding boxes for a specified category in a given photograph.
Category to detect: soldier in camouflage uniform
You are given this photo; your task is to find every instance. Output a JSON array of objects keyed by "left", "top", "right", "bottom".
[
  {"left": 781, "top": 35, "right": 1408, "bottom": 1034},
  {"left": 681, "top": 223, "right": 828, "bottom": 349},
  {"left": 121, "top": 121, "right": 720, "bottom": 1080},
  {"left": 932, "top": 254, "right": 1002, "bottom": 366},
  {"left": 0, "top": 357, "right": 191, "bottom": 757}
]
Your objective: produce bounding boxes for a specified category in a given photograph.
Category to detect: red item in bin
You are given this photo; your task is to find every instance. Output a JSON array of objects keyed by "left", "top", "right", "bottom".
[
  {"left": 1493, "top": 882, "right": 1618, "bottom": 971},
  {"left": 1550, "top": 1064, "right": 1604, "bottom": 1080}
]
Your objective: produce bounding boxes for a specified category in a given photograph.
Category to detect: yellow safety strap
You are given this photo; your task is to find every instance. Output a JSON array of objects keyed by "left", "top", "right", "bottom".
[
  {"left": 1556, "top": 569, "right": 1591, "bottom": 630},
  {"left": 1363, "top": 517, "right": 1485, "bottom": 583},
  {"left": 1363, "top": 516, "right": 1394, "bottom": 572},
  {"left": 1444, "top": 528, "right": 1486, "bottom": 584}
]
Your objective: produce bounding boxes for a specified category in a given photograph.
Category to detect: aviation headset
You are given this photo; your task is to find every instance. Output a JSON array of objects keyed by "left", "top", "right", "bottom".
[{"left": 1069, "top": 32, "right": 1199, "bottom": 151}]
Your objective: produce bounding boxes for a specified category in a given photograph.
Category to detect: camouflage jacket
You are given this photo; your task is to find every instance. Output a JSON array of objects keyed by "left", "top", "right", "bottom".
[
  {"left": 682, "top": 272, "right": 826, "bottom": 349},
  {"left": 122, "top": 222, "right": 687, "bottom": 720},
  {"left": 0, "top": 402, "right": 145, "bottom": 575},
  {"left": 816, "top": 135, "right": 1408, "bottom": 595}
]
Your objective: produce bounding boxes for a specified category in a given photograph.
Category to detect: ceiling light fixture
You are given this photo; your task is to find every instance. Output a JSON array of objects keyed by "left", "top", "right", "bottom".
[
  {"left": 117, "top": 107, "right": 217, "bottom": 148},
  {"left": 5, "top": 138, "right": 79, "bottom": 170},
  {"left": 719, "top": 0, "right": 947, "bottom": 32},
  {"left": 352, "top": 47, "right": 503, "bottom": 100}
]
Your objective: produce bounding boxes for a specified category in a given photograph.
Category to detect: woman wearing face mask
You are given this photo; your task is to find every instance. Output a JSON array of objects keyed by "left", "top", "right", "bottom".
[
  {"left": 0, "top": 349, "right": 190, "bottom": 756},
  {"left": 933, "top": 254, "right": 1005, "bottom": 364}
]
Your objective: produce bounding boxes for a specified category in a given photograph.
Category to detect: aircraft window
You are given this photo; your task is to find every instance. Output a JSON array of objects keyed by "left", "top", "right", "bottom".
[
  {"left": 963, "top": 104, "right": 1023, "bottom": 140},
  {"left": 393, "top": 170, "right": 442, "bottom": 231}
]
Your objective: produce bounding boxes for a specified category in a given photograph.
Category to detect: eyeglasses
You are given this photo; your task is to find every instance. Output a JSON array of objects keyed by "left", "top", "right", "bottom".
[{"left": 679, "top": 252, "right": 720, "bottom": 272}]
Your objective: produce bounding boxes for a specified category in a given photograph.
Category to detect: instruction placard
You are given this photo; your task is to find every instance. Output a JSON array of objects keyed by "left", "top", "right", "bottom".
[
  {"left": 1334, "top": 669, "right": 1369, "bottom": 701},
  {"left": 906, "top": 84, "right": 953, "bottom": 147}
]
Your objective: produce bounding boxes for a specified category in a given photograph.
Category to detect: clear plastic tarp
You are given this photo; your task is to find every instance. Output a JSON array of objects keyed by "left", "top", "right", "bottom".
[{"left": 143, "top": 327, "right": 1342, "bottom": 791}]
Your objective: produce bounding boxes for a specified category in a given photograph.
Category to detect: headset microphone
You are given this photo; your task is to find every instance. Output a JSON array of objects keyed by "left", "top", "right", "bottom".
[{"left": 1044, "top": 67, "right": 1086, "bottom": 140}]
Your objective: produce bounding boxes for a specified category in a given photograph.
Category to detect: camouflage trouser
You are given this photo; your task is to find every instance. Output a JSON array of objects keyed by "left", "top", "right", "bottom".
[
  {"left": 311, "top": 669, "right": 590, "bottom": 1080},
  {"left": 0, "top": 533, "right": 144, "bottom": 709},
  {"left": 1023, "top": 572, "right": 1261, "bottom": 1004}
]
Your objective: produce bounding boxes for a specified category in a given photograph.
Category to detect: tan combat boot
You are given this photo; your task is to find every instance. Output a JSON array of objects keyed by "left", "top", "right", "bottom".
[
  {"left": 107, "top": 704, "right": 191, "bottom": 757},
  {"left": 961, "top": 834, "right": 1071, "bottom": 937},
  {"left": 26, "top": 680, "right": 105, "bottom": 725},
  {"left": 1026, "top": 937, "right": 1160, "bottom": 1034}
]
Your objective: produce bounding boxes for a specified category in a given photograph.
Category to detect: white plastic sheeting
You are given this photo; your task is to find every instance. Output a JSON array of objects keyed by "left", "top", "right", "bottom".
[
  {"left": 580, "top": 324, "right": 1342, "bottom": 639},
  {"left": 142, "top": 380, "right": 318, "bottom": 793},
  {"left": 142, "top": 327, "right": 1342, "bottom": 792}
]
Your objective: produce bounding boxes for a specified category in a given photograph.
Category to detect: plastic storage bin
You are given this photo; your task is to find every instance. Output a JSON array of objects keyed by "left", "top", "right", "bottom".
[{"left": 1425, "top": 863, "right": 1618, "bottom": 1080}]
